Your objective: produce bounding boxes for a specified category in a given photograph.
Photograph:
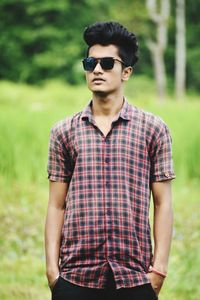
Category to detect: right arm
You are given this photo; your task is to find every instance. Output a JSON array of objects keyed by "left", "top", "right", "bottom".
[{"left": 44, "top": 181, "right": 68, "bottom": 287}]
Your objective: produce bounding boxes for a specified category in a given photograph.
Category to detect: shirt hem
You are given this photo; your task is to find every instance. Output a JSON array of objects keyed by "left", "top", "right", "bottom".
[{"left": 60, "top": 271, "right": 150, "bottom": 290}]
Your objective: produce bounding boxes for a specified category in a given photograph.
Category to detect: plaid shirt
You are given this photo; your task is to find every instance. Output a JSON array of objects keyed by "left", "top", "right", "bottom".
[{"left": 47, "top": 99, "right": 175, "bottom": 289}]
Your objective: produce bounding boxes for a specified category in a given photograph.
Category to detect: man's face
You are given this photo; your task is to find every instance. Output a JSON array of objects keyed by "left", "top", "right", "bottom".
[{"left": 85, "top": 44, "right": 131, "bottom": 96}]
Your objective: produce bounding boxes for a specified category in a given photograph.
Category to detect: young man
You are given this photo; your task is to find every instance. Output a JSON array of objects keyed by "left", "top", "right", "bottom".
[{"left": 45, "top": 21, "right": 175, "bottom": 300}]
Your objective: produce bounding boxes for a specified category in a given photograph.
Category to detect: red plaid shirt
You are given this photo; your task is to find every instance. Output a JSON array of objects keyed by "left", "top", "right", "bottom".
[{"left": 47, "top": 99, "right": 175, "bottom": 289}]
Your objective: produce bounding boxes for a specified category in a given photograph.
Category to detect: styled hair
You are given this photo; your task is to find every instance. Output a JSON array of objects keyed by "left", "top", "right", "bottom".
[{"left": 83, "top": 21, "right": 139, "bottom": 67}]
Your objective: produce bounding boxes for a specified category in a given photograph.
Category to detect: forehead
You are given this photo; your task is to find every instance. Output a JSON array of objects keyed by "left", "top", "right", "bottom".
[{"left": 88, "top": 44, "right": 119, "bottom": 58}]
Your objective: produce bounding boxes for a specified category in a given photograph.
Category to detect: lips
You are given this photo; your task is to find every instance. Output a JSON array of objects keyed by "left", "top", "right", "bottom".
[{"left": 92, "top": 78, "right": 105, "bottom": 83}]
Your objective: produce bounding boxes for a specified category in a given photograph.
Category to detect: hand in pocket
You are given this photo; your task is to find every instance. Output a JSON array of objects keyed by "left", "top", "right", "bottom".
[
  {"left": 48, "top": 275, "right": 60, "bottom": 291},
  {"left": 146, "top": 272, "right": 164, "bottom": 296}
]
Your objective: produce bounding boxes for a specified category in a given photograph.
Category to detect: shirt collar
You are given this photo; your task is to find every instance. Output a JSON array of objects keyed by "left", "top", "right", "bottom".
[{"left": 81, "top": 98, "right": 131, "bottom": 122}]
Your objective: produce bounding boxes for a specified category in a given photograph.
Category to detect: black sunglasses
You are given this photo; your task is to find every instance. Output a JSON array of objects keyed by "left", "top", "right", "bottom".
[{"left": 82, "top": 57, "right": 125, "bottom": 71}]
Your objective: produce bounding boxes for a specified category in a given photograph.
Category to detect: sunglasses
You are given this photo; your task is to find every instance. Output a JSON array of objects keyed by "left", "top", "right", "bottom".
[{"left": 82, "top": 57, "right": 125, "bottom": 71}]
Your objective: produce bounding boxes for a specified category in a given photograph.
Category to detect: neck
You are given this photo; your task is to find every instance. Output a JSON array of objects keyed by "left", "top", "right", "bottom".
[{"left": 92, "top": 89, "right": 125, "bottom": 118}]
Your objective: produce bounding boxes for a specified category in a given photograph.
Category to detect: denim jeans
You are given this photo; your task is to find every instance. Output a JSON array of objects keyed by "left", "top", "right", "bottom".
[{"left": 51, "top": 267, "right": 158, "bottom": 300}]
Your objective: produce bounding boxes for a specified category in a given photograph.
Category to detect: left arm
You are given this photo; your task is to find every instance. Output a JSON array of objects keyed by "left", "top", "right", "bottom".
[{"left": 147, "top": 180, "right": 173, "bottom": 295}]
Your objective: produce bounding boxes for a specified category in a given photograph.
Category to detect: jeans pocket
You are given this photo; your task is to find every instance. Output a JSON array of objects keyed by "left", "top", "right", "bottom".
[
  {"left": 50, "top": 276, "right": 60, "bottom": 292},
  {"left": 147, "top": 283, "right": 158, "bottom": 299}
]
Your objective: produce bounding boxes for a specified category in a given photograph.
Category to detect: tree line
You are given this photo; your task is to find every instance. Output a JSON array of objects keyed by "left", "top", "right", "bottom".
[{"left": 0, "top": 0, "right": 199, "bottom": 99}]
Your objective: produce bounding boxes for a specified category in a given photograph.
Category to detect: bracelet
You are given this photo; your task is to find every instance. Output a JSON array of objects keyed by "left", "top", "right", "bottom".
[{"left": 148, "top": 267, "right": 167, "bottom": 278}]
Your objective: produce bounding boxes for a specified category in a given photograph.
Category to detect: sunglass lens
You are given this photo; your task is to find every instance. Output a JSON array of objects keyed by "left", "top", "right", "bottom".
[
  {"left": 83, "top": 57, "right": 97, "bottom": 71},
  {"left": 100, "top": 57, "right": 114, "bottom": 70},
  {"left": 82, "top": 57, "right": 115, "bottom": 71}
]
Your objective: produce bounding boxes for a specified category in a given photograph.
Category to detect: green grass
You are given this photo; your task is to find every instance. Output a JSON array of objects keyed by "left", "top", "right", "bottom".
[{"left": 0, "top": 78, "right": 200, "bottom": 299}]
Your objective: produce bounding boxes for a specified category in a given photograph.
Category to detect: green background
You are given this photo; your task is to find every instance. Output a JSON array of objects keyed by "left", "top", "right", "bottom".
[{"left": 0, "top": 1, "right": 200, "bottom": 299}]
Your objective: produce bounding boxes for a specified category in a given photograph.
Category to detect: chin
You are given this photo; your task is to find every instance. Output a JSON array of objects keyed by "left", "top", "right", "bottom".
[
  {"left": 93, "top": 90, "right": 109, "bottom": 97},
  {"left": 90, "top": 87, "right": 107, "bottom": 93}
]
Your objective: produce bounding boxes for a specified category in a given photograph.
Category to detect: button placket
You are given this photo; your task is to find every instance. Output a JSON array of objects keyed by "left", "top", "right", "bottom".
[{"left": 104, "top": 138, "right": 113, "bottom": 250}]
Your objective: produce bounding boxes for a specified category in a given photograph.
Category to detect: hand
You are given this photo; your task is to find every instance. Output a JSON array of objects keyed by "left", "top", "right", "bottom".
[
  {"left": 146, "top": 271, "right": 165, "bottom": 296},
  {"left": 46, "top": 268, "right": 60, "bottom": 290}
]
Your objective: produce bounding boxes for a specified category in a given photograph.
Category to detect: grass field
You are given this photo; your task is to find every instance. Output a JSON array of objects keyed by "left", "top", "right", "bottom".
[{"left": 0, "top": 78, "right": 200, "bottom": 299}]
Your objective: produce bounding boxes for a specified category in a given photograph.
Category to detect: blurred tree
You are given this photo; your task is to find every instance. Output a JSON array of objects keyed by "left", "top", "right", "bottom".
[
  {"left": 175, "top": 0, "right": 186, "bottom": 99},
  {"left": 0, "top": 0, "right": 199, "bottom": 92},
  {"left": 0, "top": 0, "right": 111, "bottom": 84},
  {"left": 185, "top": 0, "right": 200, "bottom": 91},
  {"left": 146, "top": 0, "right": 170, "bottom": 102}
]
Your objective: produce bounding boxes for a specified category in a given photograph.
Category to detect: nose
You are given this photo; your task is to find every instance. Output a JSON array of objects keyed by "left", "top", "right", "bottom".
[{"left": 93, "top": 61, "right": 103, "bottom": 73}]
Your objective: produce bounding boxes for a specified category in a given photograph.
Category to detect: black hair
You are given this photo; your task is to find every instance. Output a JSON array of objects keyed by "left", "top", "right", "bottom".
[{"left": 83, "top": 21, "right": 139, "bottom": 67}]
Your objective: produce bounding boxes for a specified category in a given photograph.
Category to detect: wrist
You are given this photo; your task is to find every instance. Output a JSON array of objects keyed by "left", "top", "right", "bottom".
[
  {"left": 148, "top": 266, "right": 167, "bottom": 278},
  {"left": 46, "top": 265, "right": 59, "bottom": 278},
  {"left": 151, "top": 260, "right": 168, "bottom": 274}
]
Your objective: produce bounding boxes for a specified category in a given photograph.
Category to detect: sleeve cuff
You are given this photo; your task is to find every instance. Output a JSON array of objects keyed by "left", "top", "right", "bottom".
[
  {"left": 47, "top": 173, "right": 71, "bottom": 183},
  {"left": 151, "top": 171, "right": 176, "bottom": 182}
]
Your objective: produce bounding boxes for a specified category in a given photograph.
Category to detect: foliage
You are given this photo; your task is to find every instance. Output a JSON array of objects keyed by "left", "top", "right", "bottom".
[
  {"left": 186, "top": 0, "right": 200, "bottom": 90},
  {"left": 0, "top": 0, "right": 110, "bottom": 84},
  {"left": 0, "top": 1, "right": 199, "bottom": 90},
  {"left": 167, "top": 0, "right": 200, "bottom": 91}
]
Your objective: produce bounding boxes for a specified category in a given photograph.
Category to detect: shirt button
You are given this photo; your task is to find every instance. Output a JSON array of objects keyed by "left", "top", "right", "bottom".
[
  {"left": 107, "top": 209, "right": 112, "bottom": 216},
  {"left": 106, "top": 182, "right": 110, "bottom": 188},
  {"left": 164, "top": 172, "right": 170, "bottom": 178},
  {"left": 105, "top": 157, "right": 110, "bottom": 163}
]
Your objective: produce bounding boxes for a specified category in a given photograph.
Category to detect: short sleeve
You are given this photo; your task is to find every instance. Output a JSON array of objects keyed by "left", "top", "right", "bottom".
[
  {"left": 150, "top": 124, "right": 176, "bottom": 182},
  {"left": 47, "top": 125, "right": 73, "bottom": 183}
]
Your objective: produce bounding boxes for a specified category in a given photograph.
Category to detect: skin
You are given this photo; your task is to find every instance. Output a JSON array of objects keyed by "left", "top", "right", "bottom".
[
  {"left": 45, "top": 181, "right": 68, "bottom": 289},
  {"left": 147, "top": 180, "right": 173, "bottom": 295},
  {"left": 45, "top": 44, "right": 173, "bottom": 296},
  {"left": 85, "top": 44, "right": 132, "bottom": 135}
]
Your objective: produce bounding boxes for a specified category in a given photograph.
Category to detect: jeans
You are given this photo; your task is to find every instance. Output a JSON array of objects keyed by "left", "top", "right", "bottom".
[{"left": 51, "top": 267, "right": 158, "bottom": 300}]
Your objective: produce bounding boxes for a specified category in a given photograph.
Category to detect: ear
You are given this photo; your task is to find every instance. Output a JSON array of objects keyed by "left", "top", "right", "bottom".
[{"left": 122, "top": 66, "right": 133, "bottom": 82}]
